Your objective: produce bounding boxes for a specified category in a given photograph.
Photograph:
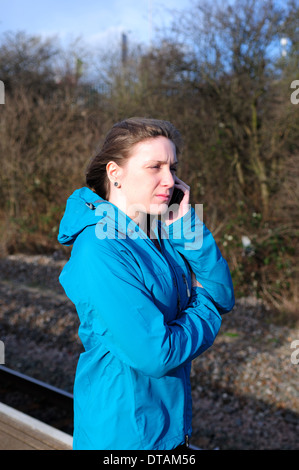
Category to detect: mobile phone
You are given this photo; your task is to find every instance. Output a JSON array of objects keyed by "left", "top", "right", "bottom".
[{"left": 169, "top": 187, "right": 184, "bottom": 206}]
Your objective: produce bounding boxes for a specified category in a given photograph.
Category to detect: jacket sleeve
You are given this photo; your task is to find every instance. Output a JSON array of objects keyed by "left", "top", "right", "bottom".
[
  {"left": 60, "top": 239, "right": 222, "bottom": 380},
  {"left": 164, "top": 207, "right": 235, "bottom": 314}
]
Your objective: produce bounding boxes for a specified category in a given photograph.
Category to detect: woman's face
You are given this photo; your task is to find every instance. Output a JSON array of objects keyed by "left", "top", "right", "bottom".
[{"left": 117, "top": 136, "right": 178, "bottom": 216}]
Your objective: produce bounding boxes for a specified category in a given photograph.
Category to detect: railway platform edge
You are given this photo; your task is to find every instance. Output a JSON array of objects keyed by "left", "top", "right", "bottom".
[{"left": 0, "top": 401, "right": 73, "bottom": 450}]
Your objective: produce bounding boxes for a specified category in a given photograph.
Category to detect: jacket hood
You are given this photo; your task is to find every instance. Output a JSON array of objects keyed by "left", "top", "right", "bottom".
[{"left": 58, "top": 187, "right": 153, "bottom": 246}]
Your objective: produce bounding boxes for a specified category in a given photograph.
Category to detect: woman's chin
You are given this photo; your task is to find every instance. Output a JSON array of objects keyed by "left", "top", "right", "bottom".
[{"left": 148, "top": 203, "right": 169, "bottom": 215}]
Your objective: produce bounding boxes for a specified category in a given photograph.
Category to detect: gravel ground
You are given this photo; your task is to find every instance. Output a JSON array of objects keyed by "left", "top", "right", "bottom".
[{"left": 0, "top": 253, "right": 298, "bottom": 450}]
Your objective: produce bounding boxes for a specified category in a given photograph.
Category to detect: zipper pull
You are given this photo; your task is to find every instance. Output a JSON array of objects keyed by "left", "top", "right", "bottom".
[
  {"left": 185, "top": 434, "right": 189, "bottom": 447},
  {"left": 182, "top": 274, "right": 191, "bottom": 297},
  {"left": 85, "top": 202, "right": 96, "bottom": 210}
]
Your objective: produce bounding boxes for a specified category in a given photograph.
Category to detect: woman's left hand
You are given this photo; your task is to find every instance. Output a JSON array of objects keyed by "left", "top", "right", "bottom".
[
  {"left": 163, "top": 176, "right": 190, "bottom": 225},
  {"left": 191, "top": 271, "right": 203, "bottom": 288}
]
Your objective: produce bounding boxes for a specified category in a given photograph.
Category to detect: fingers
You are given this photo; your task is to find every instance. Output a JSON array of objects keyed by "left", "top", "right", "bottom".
[
  {"left": 174, "top": 175, "right": 190, "bottom": 191},
  {"left": 164, "top": 176, "right": 190, "bottom": 225}
]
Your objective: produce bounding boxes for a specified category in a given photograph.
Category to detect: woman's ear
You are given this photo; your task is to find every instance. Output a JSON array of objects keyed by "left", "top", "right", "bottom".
[{"left": 106, "top": 161, "right": 123, "bottom": 186}]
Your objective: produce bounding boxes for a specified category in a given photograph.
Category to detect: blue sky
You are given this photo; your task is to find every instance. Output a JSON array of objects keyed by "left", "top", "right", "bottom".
[
  {"left": 0, "top": 0, "right": 290, "bottom": 79},
  {"left": 0, "top": 0, "right": 194, "bottom": 47}
]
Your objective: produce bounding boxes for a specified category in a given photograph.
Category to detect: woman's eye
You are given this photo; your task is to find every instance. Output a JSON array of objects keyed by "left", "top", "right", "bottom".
[{"left": 150, "top": 166, "right": 177, "bottom": 171}]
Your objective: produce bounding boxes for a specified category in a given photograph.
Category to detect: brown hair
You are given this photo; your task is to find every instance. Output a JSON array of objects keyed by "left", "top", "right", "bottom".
[{"left": 86, "top": 117, "right": 183, "bottom": 200}]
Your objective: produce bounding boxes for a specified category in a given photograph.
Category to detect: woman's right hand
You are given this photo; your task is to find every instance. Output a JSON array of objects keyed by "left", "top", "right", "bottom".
[{"left": 164, "top": 176, "right": 190, "bottom": 226}]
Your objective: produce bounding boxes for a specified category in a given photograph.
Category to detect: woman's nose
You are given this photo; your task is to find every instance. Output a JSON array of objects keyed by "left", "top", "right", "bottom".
[{"left": 161, "top": 169, "right": 175, "bottom": 188}]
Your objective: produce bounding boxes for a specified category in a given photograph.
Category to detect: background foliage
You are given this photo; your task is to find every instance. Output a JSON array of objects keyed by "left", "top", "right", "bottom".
[{"left": 0, "top": 0, "right": 298, "bottom": 319}]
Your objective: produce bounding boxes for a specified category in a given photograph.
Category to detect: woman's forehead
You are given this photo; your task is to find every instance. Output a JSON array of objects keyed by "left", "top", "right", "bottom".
[{"left": 129, "top": 136, "right": 177, "bottom": 164}]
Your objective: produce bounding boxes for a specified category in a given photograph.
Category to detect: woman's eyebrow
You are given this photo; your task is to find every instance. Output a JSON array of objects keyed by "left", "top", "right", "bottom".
[{"left": 146, "top": 159, "right": 179, "bottom": 165}]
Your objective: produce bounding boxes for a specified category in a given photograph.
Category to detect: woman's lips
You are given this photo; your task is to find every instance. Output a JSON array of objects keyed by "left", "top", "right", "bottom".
[{"left": 156, "top": 194, "right": 170, "bottom": 201}]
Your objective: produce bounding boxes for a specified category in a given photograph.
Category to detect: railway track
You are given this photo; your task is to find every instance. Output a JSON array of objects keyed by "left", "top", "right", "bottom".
[{"left": 0, "top": 365, "right": 74, "bottom": 435}]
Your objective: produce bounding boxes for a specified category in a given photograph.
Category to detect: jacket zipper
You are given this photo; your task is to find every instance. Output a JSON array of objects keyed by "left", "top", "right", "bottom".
[
  {"left": 181, "top": 364, "right": 189, "bottom": 447},
  {"left": 172, "top": 274, "right": 181, "bottom": 313},
  {"left": 174, "top": 273, "right": 190, "bottom": 446},
  {"left": 158, "top": 231, "right": 190, "bottom": 444},
  {"left": 182, "top": 274, "right": 190, "bottom": 298},
  {"left": 182, "top": 274, "right": 191, "bottom": 447}
]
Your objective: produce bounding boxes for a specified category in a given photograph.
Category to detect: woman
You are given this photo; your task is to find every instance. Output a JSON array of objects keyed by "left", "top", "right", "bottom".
[{"left": 58, "top": 117, "right": 234, "bottom": 450}]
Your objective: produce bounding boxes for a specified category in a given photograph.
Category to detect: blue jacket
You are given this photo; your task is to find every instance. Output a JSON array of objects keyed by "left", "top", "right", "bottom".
[{"left": 58, "top": 187, "right": 234, "bottom": 450}]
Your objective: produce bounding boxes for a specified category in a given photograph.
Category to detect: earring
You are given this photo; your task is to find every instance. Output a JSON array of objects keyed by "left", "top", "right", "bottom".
[{"left": 114, "top": 182, "right": 119, "bottom": 187}]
